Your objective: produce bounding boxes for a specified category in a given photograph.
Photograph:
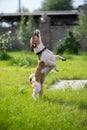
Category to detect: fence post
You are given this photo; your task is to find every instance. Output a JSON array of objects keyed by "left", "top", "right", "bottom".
[{"left": 39, "top": 13, "right": 51, "bottom": 49}]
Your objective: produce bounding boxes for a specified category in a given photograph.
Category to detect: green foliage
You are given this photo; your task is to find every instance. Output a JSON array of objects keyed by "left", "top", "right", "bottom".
[
  {"left": 0, "top": 52, "right": 87, "bottom": 130},
  {"left": 0, "top": 31, "right": 14, "bottom": 52},
  {"left": 55, "top": 11, "right": 87, "bottom": 54},
  {"left": 73, "top": 11, "right": 87, "bottom": 49},
  {"left": 39, "top": 0, "right": 73, "bottom": 11},
  {"left": 0, "top": 87, "right": 87, "bottom": 130},
  {"left": 17, "top": 16, "right": 35, "bottom": 47},
  {"left": 63, "top": 30, "right": 80, "bottom": 54},
  {"left": 0, "top": 31, "right": 15, "bottom": 60},
  {"left": 55, "top": 30, "right": 80, "bottom": 54},
  {"left": 10, "top": 55, "right": 37, "bottom": 67},
  {"left": 0, "top": 51, "right": 87, "bottom": 79},
  {"left": 3, "top": 51, "right": 37, "bottom": 67},
  {"left": 0, "top": 51, "right": 11, "bottom": 60},
  {"left": 54, "top": 39, "right": 66, "bottom": 54}
]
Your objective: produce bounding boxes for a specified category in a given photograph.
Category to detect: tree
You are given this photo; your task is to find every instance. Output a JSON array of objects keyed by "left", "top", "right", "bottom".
[
  {"left": 39, "top": 0, "right": 73, "bottom": 11},
  {"left": 21, "top": 7, "right": 29, "bottom": 12},
  {"left": 17, "top": 16, "right": 35, "bottom": 48},
  {"left": 73, "top": 11, "right": 87, "bottom": 50},
  {"left": 16, "top": 6, "right": 29, "bottom": 12}
]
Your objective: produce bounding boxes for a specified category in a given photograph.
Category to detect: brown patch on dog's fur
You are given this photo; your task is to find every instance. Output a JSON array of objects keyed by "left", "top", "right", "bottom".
[
  {"left": 35, "top": 62, "right": 46, "bottom": 83},
  {"left": 29, "top": 62, "right": 46, "bottom": 96},
  {"left": 35, "top": 61, "right": 47, "bottom": 96}
]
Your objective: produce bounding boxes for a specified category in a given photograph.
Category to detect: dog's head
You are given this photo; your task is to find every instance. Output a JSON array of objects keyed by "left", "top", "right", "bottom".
[{"left": 30, "top": 29, "right": 41, "bottom": 51}]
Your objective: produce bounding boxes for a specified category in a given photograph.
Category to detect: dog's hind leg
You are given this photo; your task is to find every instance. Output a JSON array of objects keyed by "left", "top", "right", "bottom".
[
  {"left": 55, "top": 55, "right": 66, "bottom": 61},
  {"left": 32, "top": 81, "right": 41, "bottom": 100},
  {"left": 38, "top": 75, "right": 46, "bottom": 98},
  {"left": 39, "top": 85, "right": 43, "bottom": 98}
]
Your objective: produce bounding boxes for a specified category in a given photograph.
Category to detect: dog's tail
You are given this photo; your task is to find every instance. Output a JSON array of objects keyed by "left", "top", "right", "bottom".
[{"left": 55, "top": 55, "right": 66, "bottom": 61}]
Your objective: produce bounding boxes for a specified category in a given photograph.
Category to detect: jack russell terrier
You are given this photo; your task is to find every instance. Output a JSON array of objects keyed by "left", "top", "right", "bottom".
[{"left": 29, "top": 29, "right": 66, "bottom": 99}]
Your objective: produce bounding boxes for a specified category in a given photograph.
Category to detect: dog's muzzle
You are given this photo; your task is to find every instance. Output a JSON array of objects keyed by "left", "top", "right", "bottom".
[
  {"left": 33, "top": 29, "right": 40, "bottom": 37},
  {"left": 33, "top": 32, "right": 39, "bottom": 37}
]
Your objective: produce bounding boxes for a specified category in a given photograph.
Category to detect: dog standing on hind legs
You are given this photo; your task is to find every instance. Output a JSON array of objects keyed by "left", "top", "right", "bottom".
[{"left": 29, "top": 29, "right": 66, "bottom": 100}]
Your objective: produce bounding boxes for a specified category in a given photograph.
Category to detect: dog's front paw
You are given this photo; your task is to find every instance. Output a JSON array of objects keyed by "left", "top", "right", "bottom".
[
  {"left": 62, "top": 58, "right": 66, "bottom": 61},
  {"left": 54, "top": 66, "right": 59, "bottom": 72},
  {"left": 55, "top": 68, "right": 59, "bottom": 72}
]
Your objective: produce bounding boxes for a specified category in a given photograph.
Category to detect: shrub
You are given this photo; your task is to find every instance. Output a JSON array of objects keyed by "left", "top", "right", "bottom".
[
  {"left": 0, "top": 31, "right": 14, "bottom": 60},
  {"left": 54, "top": 40, "right": 65, "bottom": 54},
  {"left": 9, "top": 56, "right": 37, "bottom": 67},
  {"left": 73, "top": 11, "right": 87, "bottom": 50},
  {"left": 63, "top": 30, "right": 80, "bottom": 54},
  {"left": 0, "top": 51, "right": 11, "bottom": 60},
  {"left": 55, "top": 30, "right": 80, "bottom": 54}
]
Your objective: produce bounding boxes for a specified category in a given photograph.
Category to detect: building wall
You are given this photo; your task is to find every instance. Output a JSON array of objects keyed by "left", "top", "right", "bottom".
[{"left": 50, "top": 25, "right": 71, "bottom": 50}]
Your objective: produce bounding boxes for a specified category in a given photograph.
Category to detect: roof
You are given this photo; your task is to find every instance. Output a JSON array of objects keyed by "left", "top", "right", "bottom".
[
  {"left": 0, "top": 10, "right": 79, "bottom": 22},
  {"left": 0, "top": 10, "right": 79, "bottom": 16}
]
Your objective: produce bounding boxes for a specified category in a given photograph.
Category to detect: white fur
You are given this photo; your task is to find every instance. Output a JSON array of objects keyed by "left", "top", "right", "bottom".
[
  {"left": 40, "top": 49, "right": 56, "bottom": 66},
  {"left": 32, "top": 81, "right": 41, "bottom": 99},
  {"left": 29, "top": 74, "right": 41, "bottom": 99},
  {"left": 40, "top": 49, "right": 59, "bottom": 71},
  {"left": 29, "top": 73, "right": 35, "bottom": 80},
  {"left": 34, "top": 43, "right": 45, "bottom": 54},
  {"left": 41, "top": 67, "right": 52, "bottom": 74}
]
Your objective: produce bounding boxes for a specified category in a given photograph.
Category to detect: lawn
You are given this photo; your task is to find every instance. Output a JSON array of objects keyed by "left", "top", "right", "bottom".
[{"left": 0, "top": 51, "right": 87, "bottom": 130}]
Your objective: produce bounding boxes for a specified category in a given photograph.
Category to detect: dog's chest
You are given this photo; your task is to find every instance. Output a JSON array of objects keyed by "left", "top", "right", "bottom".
[{"left": 40, "top": 49, "right": 56, "bottom": 65}]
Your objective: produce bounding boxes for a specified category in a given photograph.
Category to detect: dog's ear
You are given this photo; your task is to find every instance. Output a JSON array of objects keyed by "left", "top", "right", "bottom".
[{"left": 30, "top": 37, "right": 34, "bottom": 51}]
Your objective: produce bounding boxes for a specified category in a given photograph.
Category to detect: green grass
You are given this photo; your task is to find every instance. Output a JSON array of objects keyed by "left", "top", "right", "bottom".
[{"left": 0, "top": 51, "right": 87, "bottom": 130}]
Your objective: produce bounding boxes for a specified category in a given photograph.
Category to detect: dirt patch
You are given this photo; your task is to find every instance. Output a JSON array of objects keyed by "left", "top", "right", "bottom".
[{"left": 50, "top": 80, "right": 87, "bottom": 90}]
